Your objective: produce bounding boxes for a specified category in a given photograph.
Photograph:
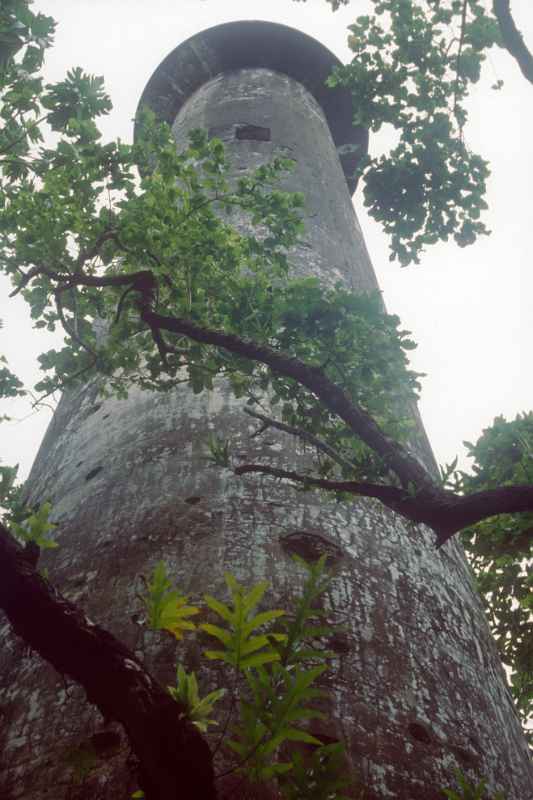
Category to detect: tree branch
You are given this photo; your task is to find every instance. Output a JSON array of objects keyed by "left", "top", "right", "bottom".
[
  {"left": 234, "top": 464, "right": 533, "bottom": 548},
  {"left": 141, "top": 310, "right": 434, "bottom": 493},
  {"left": 9, "top": 263, "right": 66, "bottom": 297},
  {"left": 453, "top": 0, "right": 469, "bottom": 122},
  {"left": 56, "top": 268, "right": 156, "bottom": 294},
  {"left": 234, "top": 463, "right": 413, "bottom": 504},
  {"left": 54, "top": 289, "right": 98, "bottom": 360},
  {"left": 243, "top": 407, "right": 356, "bottom": 473},
  {"left": 74, "top": 229, "right": 118, "bottom": 272},
  {"left": 0, "top": 521, "right": 216, "bottom": 800},
  {"left": 493, "top": 0, "right": 533, "bottom": 85}
]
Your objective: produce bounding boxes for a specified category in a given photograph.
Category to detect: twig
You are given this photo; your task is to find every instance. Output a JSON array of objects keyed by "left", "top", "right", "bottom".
[
  {"left": 74, "top": 229, "right": 117, "bottom": 272},
  {"left": 453, "top": 0, "right": 469, "bottom": 125},
  {"left": 31, "top": 360, "right": 97, "bottom": 408},
  {"left": 9, "top": 264, "right": 65, "bottom": 297},
  {"left": 0, "top": 115, "right": 48, "bottom": 155},
  {"left": 243, "top": 407, "right": 356, "bottom": 474},
  {"left": 54, "top": 290, "right": 97, "bottom": 361}
]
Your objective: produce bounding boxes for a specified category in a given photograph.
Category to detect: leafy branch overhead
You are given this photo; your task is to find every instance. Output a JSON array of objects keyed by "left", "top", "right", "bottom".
[{"left": 299, "top": 0, "right": 533, "bottom": 264}]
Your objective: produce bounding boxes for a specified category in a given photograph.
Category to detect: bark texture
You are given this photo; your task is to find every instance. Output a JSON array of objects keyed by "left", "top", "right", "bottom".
[
  {"left": 493, "top": 0, "right": 533, "bottom": 85},
  {"left": 0, "top": 522, "right": 215, "bottom": 800}
]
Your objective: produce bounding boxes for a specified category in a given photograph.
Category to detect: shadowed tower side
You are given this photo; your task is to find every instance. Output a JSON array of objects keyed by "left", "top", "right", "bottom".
[{"left": 0, "top": 20, "right": 531, "bottom": 800}]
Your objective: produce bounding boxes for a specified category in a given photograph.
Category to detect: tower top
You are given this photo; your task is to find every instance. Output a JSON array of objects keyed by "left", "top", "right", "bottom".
[{"left": 137, "top": 20, "right": 368, "bottom": 193}]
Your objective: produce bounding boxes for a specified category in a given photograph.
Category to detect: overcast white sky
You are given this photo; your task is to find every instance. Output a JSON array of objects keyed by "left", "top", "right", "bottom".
[{"left": 1, "top": 0, "right": 532, "bottom": 480}]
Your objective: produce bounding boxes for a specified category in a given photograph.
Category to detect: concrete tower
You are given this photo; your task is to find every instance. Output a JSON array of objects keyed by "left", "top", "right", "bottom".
[{"left": 1, "top": 21, "right": 531, "bottom": 800}]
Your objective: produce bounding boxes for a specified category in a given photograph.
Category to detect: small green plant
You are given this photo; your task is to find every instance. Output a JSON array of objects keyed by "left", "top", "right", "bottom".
[
  {"left": 167, "top": 665, "right": 225, "bottom": 733},
  {"left": 205, "top": 433, "right": 231, "bottom": 468},
  {"left": 202, "top": 572, "right": 286, "bottom": 669},
  {"left": 441, "top": 769, "right": 506, "bottom": 800},
  {"left": 138, "top": 556, "right": 352, "bottom": 797},
  {"left": 10, "top": 501, "right": 58, "bottom": 549},
  {"left": 279, "top": 741, "right": 353, "bottom": 800},
  {"left": 140, "top": 560, "right": 199, "bottom": 640}
]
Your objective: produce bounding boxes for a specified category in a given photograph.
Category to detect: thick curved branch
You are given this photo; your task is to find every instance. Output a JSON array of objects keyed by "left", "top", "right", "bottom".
[
  {"left": 9, "top": 263, "right": 65, "bottom": 296},
  {"left": 0, "top": 521, "right": 216, "bottom": 800},
  {"left": 142, "top": 310, "right": 434, "bottom": 493},
  {"left": 440, "top": 484, "right": 533, "bottom": 536},
  {"left": 493, "top": 0, "right": 533, "bottom": 85},
  {"left": 9, "top": 264, "right": 155, "bottom": 298},
  {"left": 235, "top": 464, "right": 533, "bottom": 548},
  {"left": 57, "top": 268, "right": 156, "bottom": 294},
  {"left": 235, "top": 463, "right": 413, "bottom": 504}
]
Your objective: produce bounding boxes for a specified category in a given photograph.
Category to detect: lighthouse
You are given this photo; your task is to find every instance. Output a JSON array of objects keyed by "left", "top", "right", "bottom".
[{"left": 0, "top": 21, "right": 531, "bottom": 800}]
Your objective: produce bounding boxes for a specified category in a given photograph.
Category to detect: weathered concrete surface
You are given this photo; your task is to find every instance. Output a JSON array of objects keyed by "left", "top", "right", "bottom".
[{"left": 0, "top": 21, "right": 531, "bottom": 800}]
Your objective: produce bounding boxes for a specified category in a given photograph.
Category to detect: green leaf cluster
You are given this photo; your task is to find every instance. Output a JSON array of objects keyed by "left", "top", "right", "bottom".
[
  {"left": 205, "top": 433, "right": 231, "bottom": 468},
  {"left": 201, "top": 558, "right": 348, "bottom": 790},
  {"left": 1, "top": 2, "right": 110, "bottom": 185},
  {"left": 1, "top": 4, "right": 423, "bottom": 487},
  {"left": 327, "top": 0, "right": 501, "bottom": 263},
  {"left": 136, "top": 557, "right": 353, "bottom": 796},
  {"left": 141, "top": 560, "right": 199, "bottom": 640},
  {"left": 0, "top": 353, "right": 24, "bottom": 402},
  {"left": 1, "top": 54, "right": 423, "bottom": 489},
  {"left": 442, "top": 768, "right": 506, "bottom": 800},
  {"left": 10, "top": 499, "right": 57, "bottom": 549},
  {"left": 167, "top": 665, "right": 225, "bottom": 733},
  {"left": 279, "top": 741, "right": 352, "bottom": 800},
  {"left": 460, "top": 414, "right": 533, "bottom": 735},
  {"left": 202, "top": 572, "right": 286, "bottom": 669},
  {"left": 0, "top": 462, "right": 19, "bottom": 508},
  {"left": 256, "top": 280, "right": 422, "bottom": 481}
]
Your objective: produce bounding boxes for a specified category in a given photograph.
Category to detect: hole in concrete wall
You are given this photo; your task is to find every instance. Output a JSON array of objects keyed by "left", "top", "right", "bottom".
[
  {"left": 185, "top": 496, "right": 203, "bottom": 505},
  {"left": 280, "top": 531, "right": 343, "bottom": 565},
  {"left": 85, "top": 403, "right": 102, "bottom": 417},
  {"left": 75, "top": 461, "right": 83, "bottom": 468},
  {"left": 450, "top": 744, "right": 479, "bottom": 768},
  {"left": 102, "top": 413, "right": 110, "bottom": 420},
  {"left": 328, "top": 632, "right": 351, "bottom": 655},
  {"left": 236, "top": 124, "right": 271, "bottom": 142},
  {"left": 407, "top": 722, "right": 432, "bottom": 745},
  {"left": 85, "top": 466, "right": 103, "bottom": 482}
]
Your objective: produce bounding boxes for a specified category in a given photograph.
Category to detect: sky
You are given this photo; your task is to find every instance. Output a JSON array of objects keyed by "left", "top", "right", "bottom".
[{"left": 1, "top": 0, "right": 532, "bottom": 481}]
